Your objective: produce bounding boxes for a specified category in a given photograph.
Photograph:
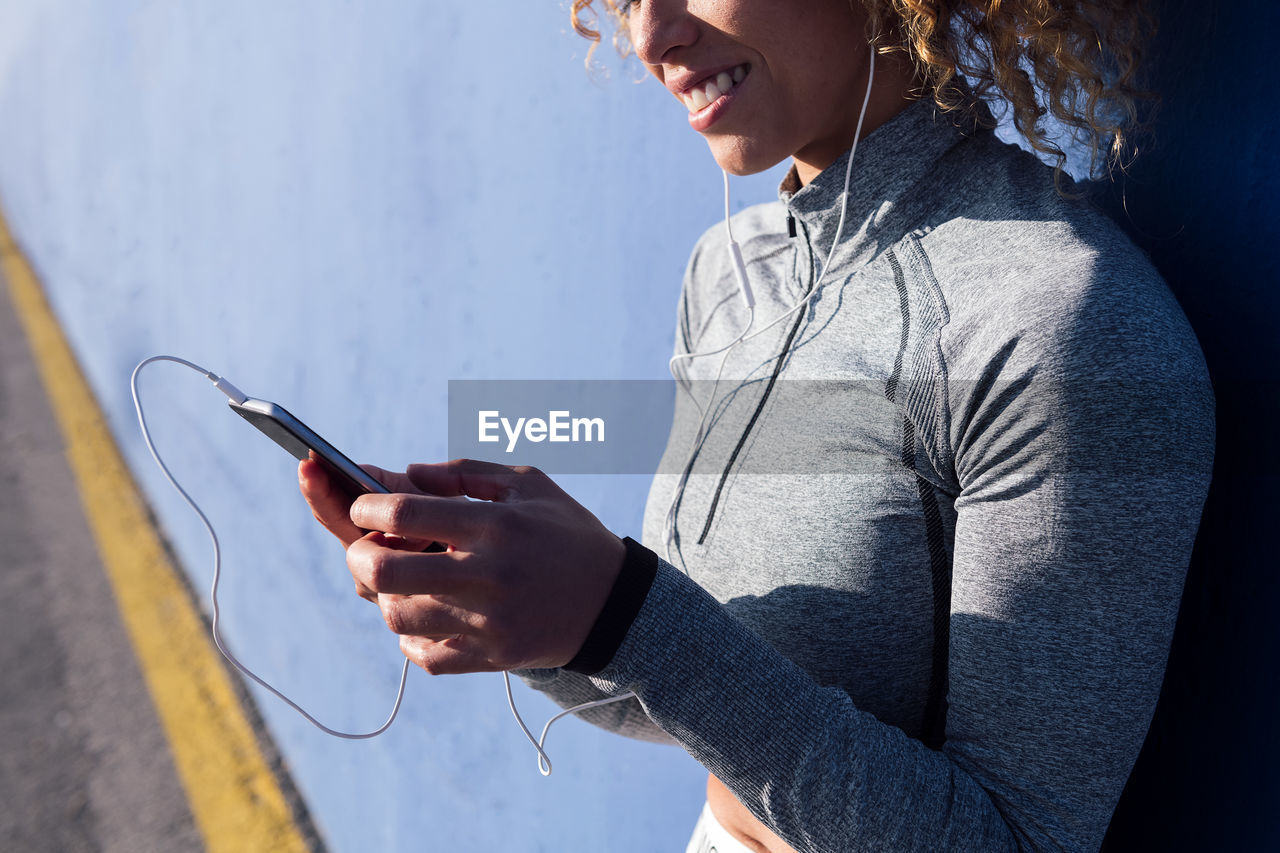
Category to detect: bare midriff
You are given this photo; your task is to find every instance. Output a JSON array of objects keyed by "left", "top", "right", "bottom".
[{"left": 707, "top": 774, "right": 800, "bottom": 853}]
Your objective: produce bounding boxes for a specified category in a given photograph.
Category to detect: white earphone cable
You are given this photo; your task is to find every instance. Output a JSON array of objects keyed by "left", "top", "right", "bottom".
[
  {"left": 122, "top": 42, "right": 883, "bottom": 766},
  {"left": 733, "top": 48, "right": 877, "bottom": 349},
  {"left": 663, "top": 50, "right": 878, "bottom": 565},
  {"left": 131, "top": 355, "right": 410, "bottom": 739},
  {"left": 132, "top": 355, "right": 636, "bottom": 771}
]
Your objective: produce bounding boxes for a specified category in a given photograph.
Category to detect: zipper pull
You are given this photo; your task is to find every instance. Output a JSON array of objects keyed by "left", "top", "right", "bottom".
[{"left": 786, "top": 213, "right": 797, "bottom": 239}]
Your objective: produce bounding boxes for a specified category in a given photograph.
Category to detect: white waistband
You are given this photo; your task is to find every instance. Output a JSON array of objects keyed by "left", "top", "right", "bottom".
[{"left": 685, "top": 802, "right": 759, "bottom": 853}]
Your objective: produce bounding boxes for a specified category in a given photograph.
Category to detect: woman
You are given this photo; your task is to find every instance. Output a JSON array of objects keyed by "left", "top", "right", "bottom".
[{"left": 301, "top": 1, "right": 1215, "bottom": 849}]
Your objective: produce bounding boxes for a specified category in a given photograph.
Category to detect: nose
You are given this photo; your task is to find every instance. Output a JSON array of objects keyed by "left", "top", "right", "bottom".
[{"left": 627, "top": 0, "right": 699, "bottom": 67}]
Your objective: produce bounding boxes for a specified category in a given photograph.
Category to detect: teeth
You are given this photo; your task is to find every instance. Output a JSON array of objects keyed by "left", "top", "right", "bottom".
[{"left": 682, "top": 64, "right": 749, "bottom": 112}]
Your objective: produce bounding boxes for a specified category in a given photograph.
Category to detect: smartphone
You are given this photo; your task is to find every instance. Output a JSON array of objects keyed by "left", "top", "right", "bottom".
[
  {"left": 229, "top": 397, "right": 389, "bottom": 498},
  {"left": 229, "top": 397, "right": 446, "bottom": 552}
]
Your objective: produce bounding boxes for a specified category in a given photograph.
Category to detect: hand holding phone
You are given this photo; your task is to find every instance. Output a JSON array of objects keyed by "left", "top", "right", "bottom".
[{"left": 236, "top": 385, "right": 627, "bottom": 673}]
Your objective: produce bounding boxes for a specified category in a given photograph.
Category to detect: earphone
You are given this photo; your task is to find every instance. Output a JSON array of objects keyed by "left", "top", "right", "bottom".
[
  {"left": 132, "top": 355, "right": 635, "bottom": 775},
  {"left": 128, "top": 47, "right": 878, "bottom": 775},
  {"left": 662, "top": 49, "right": 877, "bottom": 566}
]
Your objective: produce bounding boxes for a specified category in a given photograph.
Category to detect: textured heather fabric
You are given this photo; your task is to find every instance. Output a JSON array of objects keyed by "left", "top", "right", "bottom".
[{"left": 521, "top": 99, "right": 1214, "bottom": 851}]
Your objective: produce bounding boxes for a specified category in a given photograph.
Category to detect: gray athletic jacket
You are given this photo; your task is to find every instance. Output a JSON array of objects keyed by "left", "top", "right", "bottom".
[{"left": 521, "top": 98, "right": 1215, "bottom": 852}]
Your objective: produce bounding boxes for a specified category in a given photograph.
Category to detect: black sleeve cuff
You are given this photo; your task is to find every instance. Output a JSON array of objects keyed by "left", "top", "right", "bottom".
[{"left": 564, "top": 536, "right": 658, "bottom": 676}]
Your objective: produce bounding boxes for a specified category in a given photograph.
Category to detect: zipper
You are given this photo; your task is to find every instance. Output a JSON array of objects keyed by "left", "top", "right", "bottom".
[{"left": 693, "top": 216, "right": 816, "bottom": 545}]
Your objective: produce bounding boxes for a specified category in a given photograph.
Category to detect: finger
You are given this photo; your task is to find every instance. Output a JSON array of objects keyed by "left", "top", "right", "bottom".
[
  {"left": 378, "top": 593, "right": 474, "bottom": 638},
  {"left": 349, "top": 492, "right": 498, "bottom": 543},
  {"left": 299, "top": 458, "right": 364, "bottom": 547},
  {"left": 399, "top": 634, "right": 501, "bottom": 676},
  {"left": 380, "top": 533, "right": 443, "bottom": 553},
  {"left": 405, "top": 458, "right": 555, "bottom": 502},
  {"left": 353, "top": 578, "right": 378, "bottom": 604},
  {"left": 346, "top": 534, "right": 476, "bottom": 595},
  {"left": 358, "top": 464, "right": 427, "bottom": 495}
]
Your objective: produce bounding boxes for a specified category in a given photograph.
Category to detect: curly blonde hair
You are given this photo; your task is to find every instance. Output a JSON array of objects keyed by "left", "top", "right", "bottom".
[{"left": 570, "top": 0, "right": 1154, "bottom": 180}]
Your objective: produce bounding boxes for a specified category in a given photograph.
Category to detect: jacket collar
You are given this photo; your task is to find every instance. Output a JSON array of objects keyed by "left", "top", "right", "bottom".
[{"left": 779, "top": 98, "right": 968, "bottom": 264}]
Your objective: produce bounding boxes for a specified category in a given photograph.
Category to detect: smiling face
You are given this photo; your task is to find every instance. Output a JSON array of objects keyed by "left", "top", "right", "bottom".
[{"left": 624, "top": 0, "right": 876, "bottom": 180}]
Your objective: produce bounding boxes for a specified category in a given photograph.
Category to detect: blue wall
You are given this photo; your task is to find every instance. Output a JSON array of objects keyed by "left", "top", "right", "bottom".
[{"left": 0, "top": 3, "right": 784, "bottom": 850}]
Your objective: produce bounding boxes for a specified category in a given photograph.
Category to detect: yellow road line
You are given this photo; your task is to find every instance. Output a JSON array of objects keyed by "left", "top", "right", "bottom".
[{"left": 0, "top": 209, "right": 312, "bottom": 853}]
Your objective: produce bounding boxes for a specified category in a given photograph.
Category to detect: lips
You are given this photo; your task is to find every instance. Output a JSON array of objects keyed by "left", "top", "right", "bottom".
[{"left": 677, "top": 64, "right": 749, "bottom": 112}]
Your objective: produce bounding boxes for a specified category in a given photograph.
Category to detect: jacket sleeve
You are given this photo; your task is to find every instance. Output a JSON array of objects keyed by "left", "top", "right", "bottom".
[{"left": 513, "top": 668, "right": 677, "bottom": 745}]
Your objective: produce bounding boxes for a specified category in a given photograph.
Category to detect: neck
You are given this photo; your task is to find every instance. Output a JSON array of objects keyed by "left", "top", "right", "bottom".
[{"left": 792, "top": 49, "right": 921, "bottom": 187}]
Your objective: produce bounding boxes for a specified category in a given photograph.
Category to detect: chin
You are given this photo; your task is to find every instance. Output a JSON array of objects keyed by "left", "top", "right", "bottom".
[{"left": 706, "top": 137, "right": 787, "bottom": 177}]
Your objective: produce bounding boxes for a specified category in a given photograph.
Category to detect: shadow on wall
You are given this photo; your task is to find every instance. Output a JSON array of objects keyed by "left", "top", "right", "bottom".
[{"left": 1100, "top": 0, "right": 1280, "bottom": 849}]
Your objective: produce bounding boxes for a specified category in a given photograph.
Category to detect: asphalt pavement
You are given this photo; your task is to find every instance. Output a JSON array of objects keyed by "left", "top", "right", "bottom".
[{"left": 0, "top": 274, "right": 203, "bottom": 852}]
